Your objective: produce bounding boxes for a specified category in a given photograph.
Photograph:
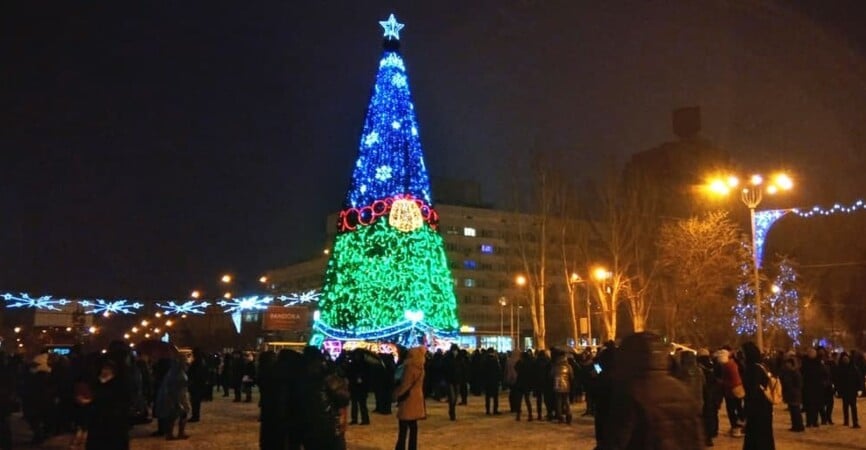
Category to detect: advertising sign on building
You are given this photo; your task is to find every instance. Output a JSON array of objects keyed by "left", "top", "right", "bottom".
[{"left": 262, "top": 306, "right": 309, "bottom": 331}]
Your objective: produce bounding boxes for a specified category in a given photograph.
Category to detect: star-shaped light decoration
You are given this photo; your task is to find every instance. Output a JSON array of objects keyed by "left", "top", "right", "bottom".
[{"left": 379, "top": 14, "right": 405, "bottom": 40}]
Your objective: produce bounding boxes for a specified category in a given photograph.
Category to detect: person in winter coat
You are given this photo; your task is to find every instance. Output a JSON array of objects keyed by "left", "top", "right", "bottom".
[
  {"left": 347, "top": 349, "right": 371, "bottom": 425},
  {"left": 186, "top": 348, "right": 208, "bottom": 422},
  {"left": 155, "top": 357, "right": 191, "bottom": 440},
  {"left": 833, "top": 352, "right": 862, "bottom": 428},
  {"left": 0, "top": 353, "right": 16, "bottom": 450},
  {"left": 480, "top": 348, "right": 501, "bottom": 415},
  {"left": 818, "top": 348, "right": 836, "bottom": 425},
  {"left": 242, "top": 352, "right": 257, "bottom": 403},
  {"left": 697, "top": 348, "right": 723, "bottom": 447},
  {"left": 259, "top": 349, "right": 301, "bottom": 450},
  {"left": 442, "top": 344, "right": 464, "bottom": 421},
  {"left": 801, "top": 348, "right": 824, "bottom": 427},
  {"left": 22, "top": 353, "right": 55, "bottom": 445},
  {"left": 513, "top": 351, "right": 534, "bottom": 421},
  {"left": 675, "top": 350, "right": 705, "bottom": 444},
  {"left": 780, "top": 357, "right": 805, "bottom": 432},
  {"left": 533, "top": 350, "right": 552, "bottom": 420},
  {"left": 84, "top": 360, "right": 130, "bottom": 450},
  {"left": 219, "top": 353, "right": 232, "bottom": 397},
  {"left": 297, "top": 347, "right": 350, "bottom": 450},
  {"left": 550, "top": 350, "right": 574, "bottom": 424},
  {"left": 717, "top": 349, "right": 744, "bottom": 436},
  {"left": 599, "top": 332, "right": 703, "bottom": 450},
  {"left": 394, "top": 346, "right": 426, "bottom": 450},
  {"left": 740, "top": 342, "right": 775, "bottom": 450}
]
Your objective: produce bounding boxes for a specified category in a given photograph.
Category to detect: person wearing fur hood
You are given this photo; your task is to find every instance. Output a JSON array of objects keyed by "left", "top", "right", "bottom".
[{"left": 394, "top": 346, "right": 426, "bottom": 450}]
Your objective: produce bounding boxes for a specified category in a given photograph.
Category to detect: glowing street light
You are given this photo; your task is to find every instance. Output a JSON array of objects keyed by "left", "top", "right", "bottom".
[
  {"left": 221, "top": 274, "right": 232, "bottom": 284},
  {"left": 88, "top": 326, "right": 97, "bottom": 334},
  {"left": 704, "top": 170, "right": 795, "bottom": 351},
  {"left": 191, "top": 290, "right": 201, "bottom": 299},
  {"left": 223, "top": 292, "right": 232, "bottom": 299},
  {"left": 259, "top": 276, "right": 268, "bottom": 284},
  {"left": 13, "top": 327, "right": 21, "bottom": 334},
  {"left": 515, "top": 274, "right": 527, "bottom": 287},
  {"left": 592, "top": 267, "right": 612, "bottom": 281}
]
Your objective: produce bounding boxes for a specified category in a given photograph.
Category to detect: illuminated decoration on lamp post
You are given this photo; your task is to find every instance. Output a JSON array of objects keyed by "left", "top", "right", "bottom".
[
  {"left": 312, "top": 14, "right": 459, "bottom": 345},
  {"left": 753, "top": 199, "right": 866, "bottom": 268},
  {"left": 218, "top": 295, "right": 272, "bottom": 333}
]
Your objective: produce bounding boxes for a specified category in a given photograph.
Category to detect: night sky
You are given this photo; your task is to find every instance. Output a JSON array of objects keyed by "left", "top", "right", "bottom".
[{"left": 4, "top": 1, "right": 866, "bottom": 299}]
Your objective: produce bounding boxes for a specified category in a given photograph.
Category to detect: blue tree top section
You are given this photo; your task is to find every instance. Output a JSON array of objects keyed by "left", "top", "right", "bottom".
[{"left": 345, "top": 16, "right": 432, "bottom": 208}]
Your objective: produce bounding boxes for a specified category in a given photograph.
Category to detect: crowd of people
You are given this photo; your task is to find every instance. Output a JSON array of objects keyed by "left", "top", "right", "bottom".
[{"left": 0, "top": 334, "right": 863, "bottom": 450}]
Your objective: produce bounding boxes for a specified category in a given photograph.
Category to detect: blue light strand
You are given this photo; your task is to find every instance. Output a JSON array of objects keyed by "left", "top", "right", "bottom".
[
  {"left": 753, "top": 199, "right": 865, "bottom": 268},
  {"left": 345, "top": 46, "right": 432, "bottom": 208},
  {"left": 156, "top": 300, "right": 211, "bottom": 315},
  {"left": 1, "top": 293, "right": 72, "bottom": 311},
  {"left": 312, "top": 318, "right": 456, "bottom": 344},
  {"left": 766, "top": 260, "right": 801, "bottom": 346},
  {"left": 79, "top": 299, "right": 143, "bottom": 315},
  {"left": 275, "top": 289, "right": 321, "bottom": 306},
  {"left": 216, "top": 295, "right": 272, "bottom": 313}
]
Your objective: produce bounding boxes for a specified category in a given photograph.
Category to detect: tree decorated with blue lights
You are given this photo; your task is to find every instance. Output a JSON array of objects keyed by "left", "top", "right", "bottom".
[
  {"left": 312, "top": 14, "right": 459, "bottom": 343},
  {"left": 765, "top": 258, "right": 801, "bottom": 346},
  {"left": 733, "top": 255, "right": 801, "bottom": 345}
]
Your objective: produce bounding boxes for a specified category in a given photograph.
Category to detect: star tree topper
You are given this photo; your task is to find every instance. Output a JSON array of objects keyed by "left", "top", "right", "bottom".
[{"left": 379, "top": 14, "right": 404, "bottom": 40}]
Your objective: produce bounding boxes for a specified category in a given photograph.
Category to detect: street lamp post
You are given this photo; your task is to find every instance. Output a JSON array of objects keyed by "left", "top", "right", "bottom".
[
  {"left": 707, "top": 172, "right": 794, "bottom": 352},
  {"left": 498, "top": 296, "right": 507, "bottom": 351},
  {"left": 568, "top": 273, "right": 582, "bottom": 347}
]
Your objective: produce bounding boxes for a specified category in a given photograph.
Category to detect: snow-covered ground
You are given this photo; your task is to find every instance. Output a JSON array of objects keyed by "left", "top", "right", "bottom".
[{"left": 34, "top": 391, "right": 866, "bottom": 449}]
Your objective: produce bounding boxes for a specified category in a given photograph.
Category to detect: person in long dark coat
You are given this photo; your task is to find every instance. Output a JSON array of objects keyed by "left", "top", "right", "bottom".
[
  {"left": 741, "top": 342, "right": 774, "bottom": 450},
  {"left": 187, "top": 348, "right": 208, "bottom": 422},
  {"left": 513, "top": 351, "right": 534, "bottom": 421},
  {"left": 85, "top": 360, "right": 130, "bottom": 450},
  {"left": 834, "top": 352, "right": 862, "bottom": 428},
  {"left": 780, "top": 356, "right": 805, "bottom": 432},
  {"left": 259, "top": 350, "right": 300, "bottom": 450},
  {"left": 0, "top": 353, "right": 15, "bottom": 450},
  {"left": 800, "top": 348, "right": 823, "bottom": 428},
  {"left": 600, "top": 333, "right": 703, "bottom": 450},
  {"left": 480, "top": 348, "right": 501, "bottom": 415}
]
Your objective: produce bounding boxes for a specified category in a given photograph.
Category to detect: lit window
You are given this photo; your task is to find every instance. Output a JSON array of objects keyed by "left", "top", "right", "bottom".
[
  {"left": 463, "top": 227, "right": 476, "bottom": 237},
  {"left": 480, "top": 244, "right": 494, "bottom": 254},
  {"left": 463, "top": 260, "right": 477, "bottom": 269},
  {"left": 464, "top": 278, "right": 476, "bottom": 288}
]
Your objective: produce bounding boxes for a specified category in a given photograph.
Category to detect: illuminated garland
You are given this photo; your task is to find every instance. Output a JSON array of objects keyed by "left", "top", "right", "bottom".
[
  {"left": 754, "top": 199, "right": 865, "bottom": 268},
  {"left": 2, "top": 290, "right": 320, "bottom": 318},
  {"left": 1, "top": 293, "right": 72, "bottom": 311},
  {"left": 156, "top": 300, "right": 211, "bottom": 315},
  {"left": 79, "top": 299, "right": 143, "bottom": 316},
  {"left": 338, "top": 195, "right": 439, "bottom": 232}
]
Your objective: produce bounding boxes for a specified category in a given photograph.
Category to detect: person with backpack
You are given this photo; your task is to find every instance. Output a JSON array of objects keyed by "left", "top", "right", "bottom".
[{"left": 741, "top": 342, "right": 775, "bottom": 450}]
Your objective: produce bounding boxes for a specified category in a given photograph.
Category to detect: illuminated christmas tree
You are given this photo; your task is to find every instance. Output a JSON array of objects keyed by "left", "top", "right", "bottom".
[{"left": 312, "top": 14, "right": 459, "bottom": 344}]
